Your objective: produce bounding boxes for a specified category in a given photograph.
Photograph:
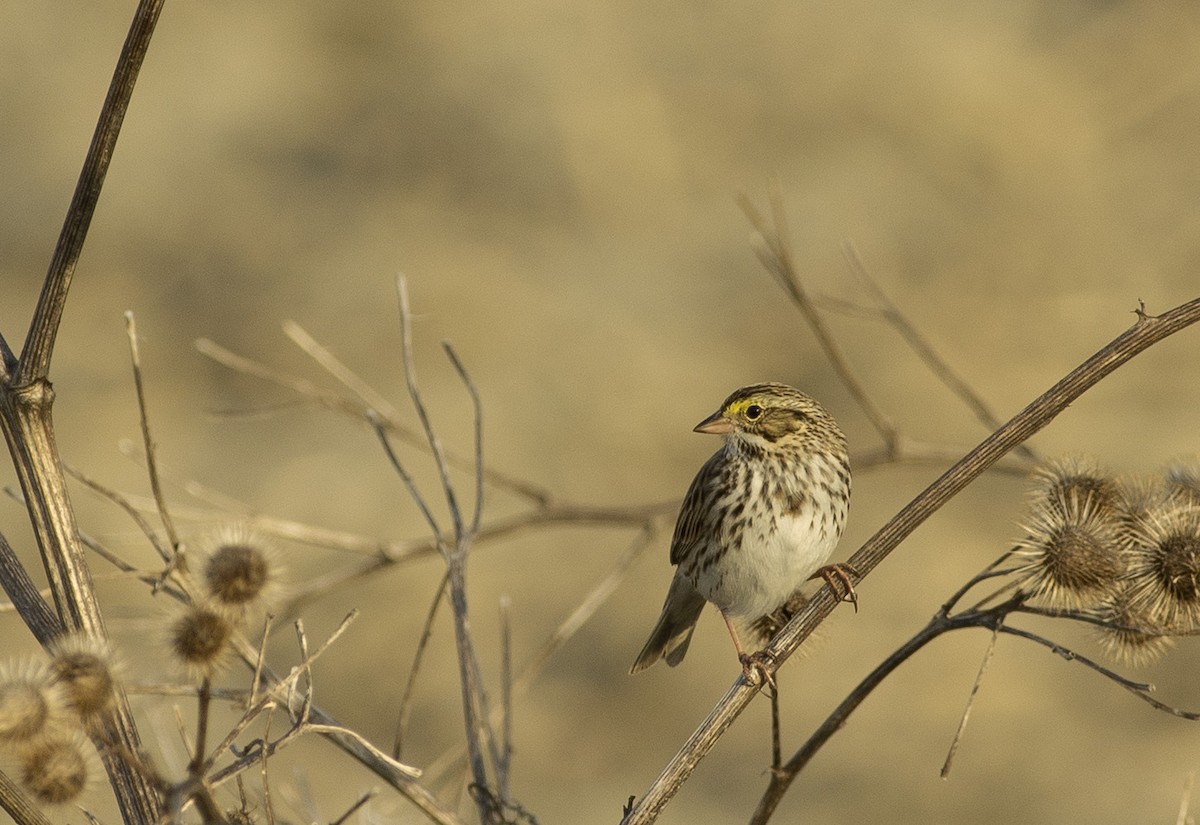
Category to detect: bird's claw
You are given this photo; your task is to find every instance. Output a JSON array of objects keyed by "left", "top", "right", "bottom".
[
  {"left": 812, "top": 562, "right": 860, "bottom": 612},
  {"left": 738, "top": 650, "right": 778, "bottom": 696}
]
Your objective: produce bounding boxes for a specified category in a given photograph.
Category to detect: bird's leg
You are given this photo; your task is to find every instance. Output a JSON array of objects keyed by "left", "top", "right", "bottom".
[
  {"left": 809, "top": 562, "right": 860, "bottom": 612},
  {"left": 721, "top": 611, "right": 776, "bottom": 694}
]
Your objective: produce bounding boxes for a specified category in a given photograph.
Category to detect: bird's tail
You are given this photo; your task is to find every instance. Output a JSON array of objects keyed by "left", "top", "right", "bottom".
[{"left": 629, "top": 574, "right": 706, "bottom": 673}]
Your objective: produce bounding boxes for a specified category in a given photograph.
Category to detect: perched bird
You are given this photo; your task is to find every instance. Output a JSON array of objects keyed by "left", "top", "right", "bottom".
[{"left": 630, "top": 382, "right": 853, "bottom": 682}]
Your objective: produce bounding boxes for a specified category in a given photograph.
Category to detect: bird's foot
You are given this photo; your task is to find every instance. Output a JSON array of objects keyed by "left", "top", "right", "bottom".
[
  {"left": 810, "top": 562, "right": 860, "bottom": 612},
  {"left": 738, "top": 650, "right": 778, "bottom": 696}
]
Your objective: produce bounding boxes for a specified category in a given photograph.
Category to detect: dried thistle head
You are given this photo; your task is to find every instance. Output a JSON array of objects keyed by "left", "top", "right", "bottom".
[
  {"left": 47, "top": 635, "right": 119, "bottom": 720},
  {"left": 1014, "top": 488, "right": 1126, "bottom": 609},
  {"left": 1094, "top": 585, "right": 1176, "bottom": 666},
  {"left": 1164, "top": 460, "right": 1200, "bottom": 505},
  {"left": 1112, "top": 473, "right": 1172, "bottom": 534},
  {"left": 1122, "top": 505, "right": 1200, "bottom": 632},
  {"left": 199, "top": 524, "right": 278, "bottom": 614},
  {"left": 168, "top": 602, "right": 234, "bottom": 678},
  {"left": 19, "top": 735, "right": 90, "bottom": 807},
  {"left": 1030, "top": 456, "right": 1122, "bottom": 519},
  {"left": 0, "top": 661, "right": 68, "bottom": 745}
]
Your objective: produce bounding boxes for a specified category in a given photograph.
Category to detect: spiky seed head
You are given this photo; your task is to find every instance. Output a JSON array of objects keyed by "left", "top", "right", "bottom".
[
  {"left": 1164, "top": 460, "right": 1200, "bottom": 505},
  {"left": 19, "top": 736, "right": 89, "bottom": 806},
  {"left": 169, "top": 603, "right": 234, "bottom": 676},
  {"left": 47, "top": 635, "right": 118, "bottom": 720},
  {"left": 1030, "top": 456, "right": 1122, "bottom": 520},
  {"left": 0, "top": 662, "right": 67, "bottom": 744},
  {"left": 1111, "top": 473, "right": 1172, "bottom": 534},
  {"left": 1014, "top": 489, "right": 1125, "bottom": 608},
  {"left": 1094, "top": 585, "right": 1175, "bottom": 666},
  {"left": 1122, "top": 505, "right": 1200, "bottom": 631},
  {"left": 201, "top": 525, "right": 274, "bottom": 610}
]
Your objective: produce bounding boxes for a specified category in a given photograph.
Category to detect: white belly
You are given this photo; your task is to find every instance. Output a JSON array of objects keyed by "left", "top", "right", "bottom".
[{"left": 696, "top": 504, "right": 841, "bottom": 619}]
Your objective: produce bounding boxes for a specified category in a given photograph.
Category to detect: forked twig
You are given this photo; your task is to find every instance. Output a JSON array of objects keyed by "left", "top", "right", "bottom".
[{"left": 383, "top": 276, "right": 499, "bottom": 823}]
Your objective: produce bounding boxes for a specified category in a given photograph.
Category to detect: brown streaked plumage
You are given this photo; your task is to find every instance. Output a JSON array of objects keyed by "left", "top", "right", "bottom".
[{"left": 630, "top": 383, "right": 852, "bottom": 680}]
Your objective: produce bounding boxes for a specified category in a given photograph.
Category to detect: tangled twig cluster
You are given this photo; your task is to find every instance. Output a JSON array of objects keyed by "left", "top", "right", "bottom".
[{"left": 0, "top": 526, "right": 279, "bottom": 814}]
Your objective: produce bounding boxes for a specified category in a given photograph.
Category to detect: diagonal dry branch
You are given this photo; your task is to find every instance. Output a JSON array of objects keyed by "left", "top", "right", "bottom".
[
  {"left": 0, "top": 3, "right": 169, "bottom": 823},
  {"left": 622, "top": 293, "right": 1200, "bottom": 823}
]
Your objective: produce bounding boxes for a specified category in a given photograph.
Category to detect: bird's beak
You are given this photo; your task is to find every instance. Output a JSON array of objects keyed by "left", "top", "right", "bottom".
[{"left": 694, "top": 410, "right": 734, "bottom": 435}]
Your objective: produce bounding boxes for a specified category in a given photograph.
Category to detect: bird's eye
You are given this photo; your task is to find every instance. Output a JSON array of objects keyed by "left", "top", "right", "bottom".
[{"left": 745, "top": 404, "right": 763, "bottom": 420}]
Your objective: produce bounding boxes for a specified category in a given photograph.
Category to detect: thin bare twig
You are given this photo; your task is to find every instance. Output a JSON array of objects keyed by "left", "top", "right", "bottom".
[
  {"left": 211, "top": 614, "right": 463, "bottom": 824},
  {"left": 939, "top": 548, "right": 1022, "bottom": 613},
  {"left": 393, "top": 571, "right": 449, "bottom": 761},
  {"left": 424, "top": 527, "right": 658, "bottom": 785},
  {"left": 283, "top": 320, "right": 400, "bottom": 419},
  {"left": 370, "top": 411, "right": 444, "bottom": 541},
  {"left": 1177, "top": 773, "right": 1194, "bottom": 825},
  {"left": 124, "top": 683, "right": 249, "bottom": 702},
  {"left": 330, "top": 791, "right": 376, "bottom": 825},
  {"left": 14, "top": 3, "right": 165, "bottom": 385},
  {"left": 940, "top": 625, "right": 999, "bottom": 778},
  {"left": 66, "top": 462, "right": 171, "bottom": 563},
  {"left": 498, "top": 595, "right": 514, "bottom": 802},
  {"left": 251, "top": 615, "right": 273, "bottom": 706},
  {"left": 840, "top": 241, "right": 1039, "bottom": 464},
  {"left": 260, "top": 701, "right": 277, "bottom": 825},
  {"left": 294, "top": 620, "right": 314, "bottom": 726},
  {"left": 125, "top": 311, "right": 181, "bottom": 555},
  {"left": 443, "top": 341, "right": 485, "bottom": 537},
  {"left": 995, "top": 625, "right": 1198, "bottom": 717},
  {"left": 203, "top": 610, "right": 375, "bottom": 776},
  {"left": 737, "top": 186, "right": 898, "bottom": 449},
  {"left": 195, "top": 336, "right": 551, "bottom": 505},
  {"left": 396, "top": 282, "right": 463, "bottom": 544}
]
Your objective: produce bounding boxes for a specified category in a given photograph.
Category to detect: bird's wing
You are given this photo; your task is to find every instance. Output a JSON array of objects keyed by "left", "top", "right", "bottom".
[{"left": 669, "top": 450, "right": 724, "bottom": 566}]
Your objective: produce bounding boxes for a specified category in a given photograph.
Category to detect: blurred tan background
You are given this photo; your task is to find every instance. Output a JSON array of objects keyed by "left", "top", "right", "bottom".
[{"left": 3, "top": 1, "right": 1200, "bottom": 823}]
